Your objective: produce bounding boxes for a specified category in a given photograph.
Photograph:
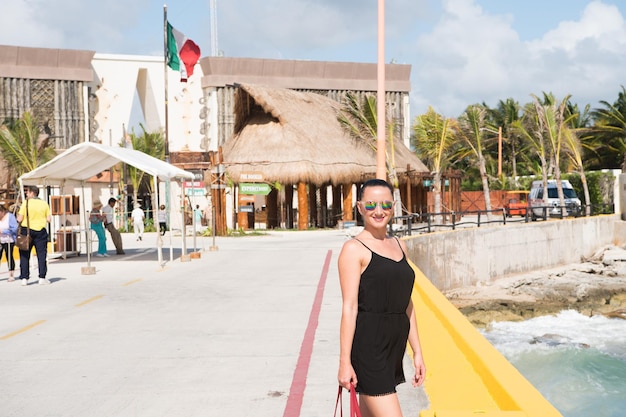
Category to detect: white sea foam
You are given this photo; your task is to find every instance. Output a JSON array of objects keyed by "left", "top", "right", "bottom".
[{"left": 481, "top": 310, "right": 626, "bottom": 417}]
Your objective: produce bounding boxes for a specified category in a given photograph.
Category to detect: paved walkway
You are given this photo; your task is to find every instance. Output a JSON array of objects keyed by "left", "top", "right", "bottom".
[{"left": 0, "top": 230, "right": 427, "bottom": 417}]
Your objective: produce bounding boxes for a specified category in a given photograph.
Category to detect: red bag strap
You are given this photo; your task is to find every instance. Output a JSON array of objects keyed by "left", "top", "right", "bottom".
[
  {"left": 335, "top": 383, "right": 361, "bottom": 417},
  {"left": 333, "top": 385, "right": 343, "bottom": 417},
  {"left": 349, "top": 383, "right": 362, "bottom": 417}
]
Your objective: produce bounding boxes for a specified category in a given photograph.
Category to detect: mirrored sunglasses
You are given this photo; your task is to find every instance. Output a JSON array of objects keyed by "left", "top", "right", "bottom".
[{"left": 361, "top": 200, "right": 393, "bottom": 211}]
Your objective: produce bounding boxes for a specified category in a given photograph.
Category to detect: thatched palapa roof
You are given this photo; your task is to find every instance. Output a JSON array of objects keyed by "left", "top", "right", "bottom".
[{"left": 223, "top": 83, "right": 429, "bottom": 186}]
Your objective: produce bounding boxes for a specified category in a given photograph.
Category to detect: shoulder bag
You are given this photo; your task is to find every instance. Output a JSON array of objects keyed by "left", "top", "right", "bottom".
[{"left": 16, "top": 200, "right": 31, "bottom": 251}]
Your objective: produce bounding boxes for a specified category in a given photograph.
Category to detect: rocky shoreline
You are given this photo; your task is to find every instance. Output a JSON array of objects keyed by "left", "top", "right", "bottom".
[{"left": 444, "top": 244, "right": 626, "bottom": 328}]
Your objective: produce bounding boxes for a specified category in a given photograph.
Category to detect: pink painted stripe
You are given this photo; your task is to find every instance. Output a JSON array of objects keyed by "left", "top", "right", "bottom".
[{"left": 283, "top": 249, "right": 333, "bottom": 417}]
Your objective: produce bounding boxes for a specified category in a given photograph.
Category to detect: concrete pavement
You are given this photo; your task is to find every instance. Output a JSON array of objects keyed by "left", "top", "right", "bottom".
[{"left": 0, "top": 229, "right": 427, "bottom": 417}]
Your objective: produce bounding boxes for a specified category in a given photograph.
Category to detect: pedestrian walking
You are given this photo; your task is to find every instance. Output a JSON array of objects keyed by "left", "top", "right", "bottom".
[{"left": 131, "top": 203, "right": 145, "bottom": 241}]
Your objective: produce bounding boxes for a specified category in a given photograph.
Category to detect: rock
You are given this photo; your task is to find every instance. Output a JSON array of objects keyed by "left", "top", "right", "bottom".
[
  {"left": 602, "top": 309, "right": 626, "bottom": 319},
  {"left": 446, "top": 246, "right": 626, "bottom": 327},
  {"left": 530, "top": 333, "right": 590, "bottom": 348},
  {"left": 603, "top": 248, "right": 626, "bottom": 263}
]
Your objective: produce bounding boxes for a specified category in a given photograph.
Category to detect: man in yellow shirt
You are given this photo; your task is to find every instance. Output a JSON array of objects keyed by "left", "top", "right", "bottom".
[{"left": 16, "top": 185, "right": 51, "bottom": 286}]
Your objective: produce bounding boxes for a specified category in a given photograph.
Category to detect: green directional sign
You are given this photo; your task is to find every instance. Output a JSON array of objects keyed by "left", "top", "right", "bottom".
[{"left": 240, "top": 182, "right": 271, "bottom": 195}]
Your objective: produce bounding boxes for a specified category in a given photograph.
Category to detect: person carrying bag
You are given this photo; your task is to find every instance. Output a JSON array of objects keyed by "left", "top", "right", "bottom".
[
  {"left": 15, "top": 200, "right": 31, "bottom": 251},
  {"left": 16, "top": 185, "right": 51, "bottom": 286}
]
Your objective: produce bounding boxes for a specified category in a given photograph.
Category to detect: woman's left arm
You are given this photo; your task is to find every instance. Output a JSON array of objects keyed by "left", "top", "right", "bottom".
[{"left": 406, "top": 300, "right": 426, "bottom": 386}]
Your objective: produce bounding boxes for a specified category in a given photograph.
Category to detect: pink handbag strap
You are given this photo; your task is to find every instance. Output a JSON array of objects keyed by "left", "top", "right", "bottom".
[
  {"left": 349, "top": 383, "right": 362, "bottom": 417},
  {"left": 334, "top": 384, "right": 361, "bottom": 417},
  {"left": 334, "top": 385, "right": 343, "bottom": 417}
]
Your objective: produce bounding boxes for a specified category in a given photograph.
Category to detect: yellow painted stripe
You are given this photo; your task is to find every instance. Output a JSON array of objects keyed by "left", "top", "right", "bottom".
[
  {"left": 0, "top": 320, "right": 46, "bottom": 340},
  {"left": 75, "top": 295, "right": 104, "bottom": 307},
  {"left": 123, "top": 278, "right": 143, "bottom": 286}
]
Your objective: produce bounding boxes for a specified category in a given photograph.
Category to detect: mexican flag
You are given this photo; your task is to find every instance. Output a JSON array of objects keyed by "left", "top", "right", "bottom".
[{"left": 166, "top": 22, "right": 201, "bottom": 82}]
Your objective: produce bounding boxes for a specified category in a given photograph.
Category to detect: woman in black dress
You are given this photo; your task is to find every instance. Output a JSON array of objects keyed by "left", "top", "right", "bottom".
[{"left": 338, "top": 179, "right": 426, "bottom": 417}]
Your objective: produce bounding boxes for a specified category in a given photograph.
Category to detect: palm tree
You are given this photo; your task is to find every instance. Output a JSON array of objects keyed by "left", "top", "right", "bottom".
[
  {"left": 337, "top": 92, "right": 402, "bottom": 216},
  {"left": 412, "top": 107, "right": 456, "bottom": 219},
  {"left": 563, "top": 128, "right": 591, "bottom": 215},
  {"left": 538, "top": 94, "right": 574, "bottom": 214},
  {"left": 456, "top": 105, "right": 493, "bottom": 216},
  {"left": 513, "top": 100, "right": 551, "bottom": 206},
  {"left": 590, "top": 85, "right": 626, "bottom": 171},
  {"left": 0, "top": 112, "right": 57, "bottom": 180},
  {"left": 487, "top": 98, "right": 523, "bottom": 186},
  {"left": 120, "top": 124, "right": 165, "bottom": 208}
]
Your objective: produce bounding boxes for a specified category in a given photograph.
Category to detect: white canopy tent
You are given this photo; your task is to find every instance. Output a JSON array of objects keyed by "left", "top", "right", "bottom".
[{"left": 18, "top": 142, "right": 196, "bottom": 267}]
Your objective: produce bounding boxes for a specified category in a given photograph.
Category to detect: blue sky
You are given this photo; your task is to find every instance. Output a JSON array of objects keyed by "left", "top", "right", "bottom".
[{"left": 2, "top": 0, "right": 626, "bottom": 118}]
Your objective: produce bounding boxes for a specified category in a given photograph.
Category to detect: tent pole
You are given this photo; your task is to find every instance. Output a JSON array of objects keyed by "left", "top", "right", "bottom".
[
  {"left": 82, "top": 183, "right": 90, "bottom": 264},
  {"left": 167, "top": 180, "right": 173, "bottom": 262},
  {"left": 181, "top": 183, "right": 187, "bottom": 259},
  {"left": 155, "top": 174, "right": 163, "bottom": 266},
  {"left": 192, "top": 182, "right": 197, "bottom": 252}
]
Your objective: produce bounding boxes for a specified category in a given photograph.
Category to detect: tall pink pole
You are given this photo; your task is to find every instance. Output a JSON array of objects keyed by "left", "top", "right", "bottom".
[{"left": 376, "top": 0, "right": 386, "bottom": 180}]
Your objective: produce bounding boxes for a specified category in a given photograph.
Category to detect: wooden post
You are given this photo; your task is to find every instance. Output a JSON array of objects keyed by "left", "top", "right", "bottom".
[
  {"left": 342, "top": 183, "right": 353, "bottom": 221},
  {"left": 332, "top": 185, "right": 342, "bottom": 227},
  {"left": 308, "top": 183, "right": 317, "bottom": 228},
  {"left": 209, "top": 148, "right": 228, "bottom": 236},
  {"left": 406, "top": 165, "right": 412, "bottom": 213},
  {"left": 285, "top": 184, "right": 294, "bottom": 229},
  {"left": 320, "top": 184, "right": 328, "bottom": 228},
  {"left": 297, "top": 181, "right": 308, "bottom": 230},
  {"left": 266, "top": 188, "right": 278, "bottom": 229}
]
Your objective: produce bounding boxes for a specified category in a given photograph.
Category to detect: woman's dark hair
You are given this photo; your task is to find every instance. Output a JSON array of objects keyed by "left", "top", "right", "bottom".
[
  {"left": 358, "top": 179, "right": 393, "bottom": 200},
  {"left": 0, "top": 204, "right": 6, "bottom": 212}
]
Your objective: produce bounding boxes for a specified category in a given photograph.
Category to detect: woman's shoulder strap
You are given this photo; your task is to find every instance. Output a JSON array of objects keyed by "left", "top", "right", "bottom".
[
  {"left": 394, "top": 236, "right": 408, "bottom": 258},
  {"left": 352, "top": 238, "right": 372, "bottom": 252}
]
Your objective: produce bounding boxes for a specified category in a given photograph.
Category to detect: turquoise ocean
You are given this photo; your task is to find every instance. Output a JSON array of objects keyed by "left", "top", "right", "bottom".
[{"left": 481, "top": 310, "right": 626, "bottom": 417}]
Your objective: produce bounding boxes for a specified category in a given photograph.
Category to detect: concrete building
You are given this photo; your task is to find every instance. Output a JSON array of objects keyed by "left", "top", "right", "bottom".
[{"left": 0, "top": 45, "right": 415, "bottom": 233}]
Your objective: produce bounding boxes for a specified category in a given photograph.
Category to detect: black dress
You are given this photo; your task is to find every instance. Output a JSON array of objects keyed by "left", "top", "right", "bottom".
[{"left": 351, "top": 238, "right": 416, "bottom": 396}]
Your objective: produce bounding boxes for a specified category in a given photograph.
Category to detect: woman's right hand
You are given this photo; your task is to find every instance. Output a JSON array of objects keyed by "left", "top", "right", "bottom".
[{"left": 337, "top": 361, "right": 357, "bottom": 390}]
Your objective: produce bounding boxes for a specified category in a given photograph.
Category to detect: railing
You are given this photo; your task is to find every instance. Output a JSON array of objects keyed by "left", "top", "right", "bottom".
[{"left": 389, "top": 203, "right": 614, "bottom": 237}]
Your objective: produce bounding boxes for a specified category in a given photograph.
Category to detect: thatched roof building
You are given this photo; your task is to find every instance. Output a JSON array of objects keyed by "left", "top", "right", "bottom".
[{"left": 223, "top": 83, "right": 428, "bottom": 186}]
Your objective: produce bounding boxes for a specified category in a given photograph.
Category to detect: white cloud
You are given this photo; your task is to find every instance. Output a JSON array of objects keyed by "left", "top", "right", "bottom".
[
  {"left": 411, "top": 0, "right": 626, "bottom": 117},
  {"left": 1, "top": 0, "right": 625, "bottom": 120},
  {"left": 0, "top": 0, "right": 64, "bottom": 47}
]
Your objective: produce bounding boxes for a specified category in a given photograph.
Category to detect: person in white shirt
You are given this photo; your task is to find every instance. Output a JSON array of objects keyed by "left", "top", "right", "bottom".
[
  {"left": 131, "top": 203, "right": 145, "bottom": 241},
  {"left": 102, "top": 198, "right": 125, "bottom": 255}
]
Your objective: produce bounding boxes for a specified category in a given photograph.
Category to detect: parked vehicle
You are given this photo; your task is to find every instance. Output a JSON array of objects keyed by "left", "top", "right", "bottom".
[
  {"left": 529, "top": 180, "right": 581, "bottom": 220},
  {"left": 504, "top": 191, "right": 529, "bottom": 217}
]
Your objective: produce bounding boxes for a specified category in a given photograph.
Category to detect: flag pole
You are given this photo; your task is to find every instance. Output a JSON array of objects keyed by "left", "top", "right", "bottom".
[
  {"left": 163, "top": 4, "right": 170, "bottom": 162},
  {"left": 161, "top": 4, "right": 170, "bottom": 266},
  {"left": 376, "top": 0, "right": 386, "bottom": 180}
]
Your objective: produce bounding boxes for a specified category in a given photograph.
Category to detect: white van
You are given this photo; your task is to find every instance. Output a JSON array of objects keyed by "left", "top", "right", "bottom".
[{"left": 528, "top": 180, "right": 582, "bottom": 220}]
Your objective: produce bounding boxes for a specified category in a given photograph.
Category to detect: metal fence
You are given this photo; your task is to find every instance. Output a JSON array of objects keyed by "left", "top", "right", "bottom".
[{"left": 389, "top": 203, "right": 615, "bottom": 236}]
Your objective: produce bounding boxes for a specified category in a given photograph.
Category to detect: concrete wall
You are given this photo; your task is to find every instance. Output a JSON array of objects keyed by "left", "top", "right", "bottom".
[{"left": 405, "top": 215, "right": 624, "bottom": 291}]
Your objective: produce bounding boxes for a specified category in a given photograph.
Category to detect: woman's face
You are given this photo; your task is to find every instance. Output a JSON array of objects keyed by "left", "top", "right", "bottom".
[{"left": 357, "top": 185, "right": 394, "bottom": 230}]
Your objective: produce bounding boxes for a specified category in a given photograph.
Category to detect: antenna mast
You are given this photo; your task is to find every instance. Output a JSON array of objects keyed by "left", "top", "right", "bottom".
[{"left": 210, "top": 0, "right": 218, "bottom": 56}]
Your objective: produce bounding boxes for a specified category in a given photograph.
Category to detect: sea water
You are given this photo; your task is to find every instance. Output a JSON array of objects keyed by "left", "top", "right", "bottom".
[{"left": 481, "top": 310, "right": 626, "bottom": 417}]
